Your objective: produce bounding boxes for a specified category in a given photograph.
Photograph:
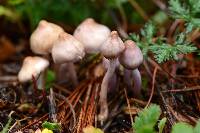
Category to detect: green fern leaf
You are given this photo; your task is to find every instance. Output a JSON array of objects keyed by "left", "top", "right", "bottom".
[
  {"left": 133, "top": 104, "right": 161, "bottom": 133},
  {"left": 172, "top": 123, "right": 193, "bottom": 133}
]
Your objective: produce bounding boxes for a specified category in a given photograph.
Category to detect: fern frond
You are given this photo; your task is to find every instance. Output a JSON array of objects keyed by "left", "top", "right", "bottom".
[{"left": 133, "top": 104, "right": 161, "bottom": 133}]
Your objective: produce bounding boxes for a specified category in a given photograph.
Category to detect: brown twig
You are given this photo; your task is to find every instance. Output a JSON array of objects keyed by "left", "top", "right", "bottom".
[
  {"left": 128, "top": 0, "right": 149, "bottom": 21},
  {"left": 147, "top": 57, "right": 185, "bottom": 84},
  {"left": 124, "top": 88, "right": 134, "bottom": 125},
  {"left": 145, "top": 67, "right": 158, "bottom": 107},
  {"left": 167, "top": 19, "right": 182, "bottom": 43},
  {"left": 162, "top": 86, "right": 200, "bottom": 93},
  {"left": 159, "top": 89, "right": 175, "bottom": 126},
  {"left": 151, "top": 0, "right": 167, "bottom": 10}
]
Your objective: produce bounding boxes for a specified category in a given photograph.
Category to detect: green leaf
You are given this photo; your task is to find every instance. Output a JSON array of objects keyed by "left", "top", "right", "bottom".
[
  {"left": 7, "top": 0, "right": 25, "bottom": 5},
  {"left": 150, "top": 32, "right": 197, "bottom": 63},
  {"left": 83, "top": 126, "right": 104, "bottom": 133},
  {"left": 152, "top": 11, "right": 168, "bottom": 25},
  {"left": 45, "top": 70, "right": 56, "bottom": 89},
  {"left": 190, "top": 18, "right": 200, "bottom": 27},
  {"left": 0, "top": 5, "right": 19, "bottom": 21},
  {"left": 42, "top": 121, "right": 61, "bottom": 131},
  {"left": 169, "top": 0, "right": 200, "bottom": 30},
  {"left": 133, "top": 104, "right": 161, "bottom": 133},
  {"left": 185, "top": 23, "right": 194, "bottom": 33},
  {"left": 141, "top": 22, "right": 156, "bottom": 43},
  {"left": 151, "top": 43, "right": 197, "bottom": 63},
  {"left": 194, "top": 121, "right": 200, "bottom": 133},
  {"left": 158, "top": 117, "right": 167, "bottom": 133},
  {"left": 169, "top": 0, "right": 189, "bottom": 20},
  {"left": 188, "top": 0, "right": 200, "bottom": 14},
  {"left": 0, "top": 116, "right": 12, "bottom": 133},
  {"left": 172, "top": 122, "right": 193, "bottom": 133}
]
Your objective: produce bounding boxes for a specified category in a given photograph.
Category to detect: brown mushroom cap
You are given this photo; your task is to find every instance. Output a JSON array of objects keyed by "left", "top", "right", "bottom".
[
  {"left": 119, "top": 40, "right": 143, "bottom": 69},
  {"left": 52, "top": 32, "right": 85, "bottom": 64},
  {"left": 100, "top": 31, "right": 125, "bottom": 59},
  {"left": 18, "top": 56, "right": 49, "bottom": 82},
  {"left": 30, "top": 20, "right": 64, "bottom": 55},
  {"left": 74, "top": 18, "right": 111, "bottom": 53}
]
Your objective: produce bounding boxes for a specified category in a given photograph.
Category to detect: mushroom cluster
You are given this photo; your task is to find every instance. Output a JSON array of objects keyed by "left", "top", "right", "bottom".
[{"left": 17, "top": 18, "right": 143, "bottom": 123}]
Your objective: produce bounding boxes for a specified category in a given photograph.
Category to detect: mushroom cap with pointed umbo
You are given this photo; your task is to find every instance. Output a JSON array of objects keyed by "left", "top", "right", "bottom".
[
  {"left": 30, "top": 20, "right": 64, "bottom": 55},
  {"left": 74, "top": 18, "right": 111, "bottom": 53},
  {"left": 51, "top": 32, "right": 85, "bottom": 64},
  {"left": 18, "top": 56, "right": 49, "bottom": 82},
  {"left": 100, "top": 31, "right": 125, "bottom": 59},
  {"left": 119, "top": 40, "right": 143, "bottom": 69}
]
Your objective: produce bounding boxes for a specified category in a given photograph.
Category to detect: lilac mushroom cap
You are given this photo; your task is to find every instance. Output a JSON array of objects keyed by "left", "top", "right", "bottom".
[
  {"left": 119, "top": 40, "right": 143, "bottom": 69},
  {"left": 74, "top": 18, "right": 111, "bottom": 53},
  {"left": 119, "top": 40, "right": 143, "bottom": 97},
  {"left": 51, "top": 32, "right": 85, "bottom": 64},
  {"left": 100, "top": 31, "right": 125, "bottom": 59},
  {"left": 30, "top": 20, "right": 64, "bottom": 55}
]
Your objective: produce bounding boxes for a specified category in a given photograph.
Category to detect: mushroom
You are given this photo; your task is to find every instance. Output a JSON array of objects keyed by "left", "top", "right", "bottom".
[
  {"left": 52, "top": 32, "right": 85, "bottom": 63},
  {"left": 30, "top": 20, "right": 64, "bottom": 55},
  {"left": 51, "top": 32, "right": 85, "bottom": 85},
  {"left": 119, "top": 40, "right": 143, "bottom": 97},
  {"left": 18, "top": 56, "right": 49, "bottom": 83},
  {"left": 74, "top": 18, "right": 111, "bottom": 53},
  {"left": 29, "top": 20, "right": 64, "bottom": 88},
  {"left": 99, "top": 31, "right": 125, "bottom": 122}
]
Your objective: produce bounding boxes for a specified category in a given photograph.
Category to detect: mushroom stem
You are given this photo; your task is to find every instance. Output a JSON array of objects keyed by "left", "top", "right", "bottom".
[
  {"left": 67, "top": 62, "right": 78, "bottom": 86},
  {"left": 132, "top": 68, "right": 142, "bottom": 97},
  {"left": 124, "top": 68, "right": 142, "bottom": 97},
  {"left": 36, "top": 72, "right": 45, "bottom": 90},
  {"left": 56, "top": 63, "right": 78, "bottom": 87},
  {"left": 108, "top": 72, "right": 117, "bottom": 93},
  {"left": 124, "top": 68, "right": 132, "bottom": 92},
  {"left": 99, "top": 59, "right": 117, "bottom": 122}
]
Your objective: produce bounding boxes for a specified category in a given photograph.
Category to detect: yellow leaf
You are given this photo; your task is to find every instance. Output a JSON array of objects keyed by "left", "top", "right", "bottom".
[
  {"left": 41, "top": 128, "right": 53, "bottom": 133},
  {"left": 83, "top": 126, "right": 104, "bottom": 133}
]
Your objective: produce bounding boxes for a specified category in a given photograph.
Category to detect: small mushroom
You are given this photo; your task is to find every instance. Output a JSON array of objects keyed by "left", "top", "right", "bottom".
[
  {"left": 119, "top": 40, "right": 143, "bottom": 97},
  {"left": 18, "top": 56, "right": 49, "bottom": 83},
  {"left": 52, "top": 32, "right": 85, "bottom": 63},
  {"left": 51, "top": 32, "right": 85, "bottom": 85},
  {"left": 29, "top": 20, "right": 64, "bottom": 88},
  {"left": 99, "top": 31, "right": 125, "bottom": 122},
  {"left": 74, "top": 18, "right": 110, "bottom": 53},
  {"left": 30, "top": 20, "right": 64, "bottom": 55}
]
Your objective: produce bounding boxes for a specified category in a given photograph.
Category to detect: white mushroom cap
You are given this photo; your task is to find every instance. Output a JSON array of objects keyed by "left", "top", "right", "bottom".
[
  {"left": 52, "top": 32, "right": 85, "bottom": 64},
  {"left": 18, "top": 56, "right": 49, "bottom": 82},
  {"left": 100, "top": 31, "right": 125, "bottom": 59},
  {"left": 119, "top": 40, "right": 143, "bottom": 69},
  {"left": 30, "top": 20, "right": 64, "bottom": 55},
  {"left": 73, "top": 18, "right": 111, "bottom": 53}
]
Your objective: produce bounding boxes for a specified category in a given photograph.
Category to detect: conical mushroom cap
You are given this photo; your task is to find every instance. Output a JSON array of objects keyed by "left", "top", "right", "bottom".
[
  {"left": 100, "top": 31, "right": 125, "bottom": 59},
  {"left": 52, "top": 32, "right": 85, "bottom": 64},
  {"left": 74, "top": 18, "right": 111, "bottom": 53},
  {"left": 18, "top": 56, "right": 49, "bottom": 82},
  {"left": 119, "top": 40, "right": 143, "bottom": 69},
  {"left": 30, "top": 20, "right": 64, "bottom": 55}
]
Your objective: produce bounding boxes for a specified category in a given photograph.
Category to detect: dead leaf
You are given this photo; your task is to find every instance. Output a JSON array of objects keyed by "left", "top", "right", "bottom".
[{"left": 0, "top": 36, "right": 15, "bottom": 62}]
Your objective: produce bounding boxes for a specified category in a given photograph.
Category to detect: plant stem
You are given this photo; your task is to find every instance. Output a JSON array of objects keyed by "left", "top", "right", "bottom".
[
  {"left": 99, "top": 59, "right": 117, "bottom": 122},
  {"left": 132, "top": 68, "right": 142, "bottom": 97},
  {"left": 124, "top": 68, "right": 142, "bottom": 97}
]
